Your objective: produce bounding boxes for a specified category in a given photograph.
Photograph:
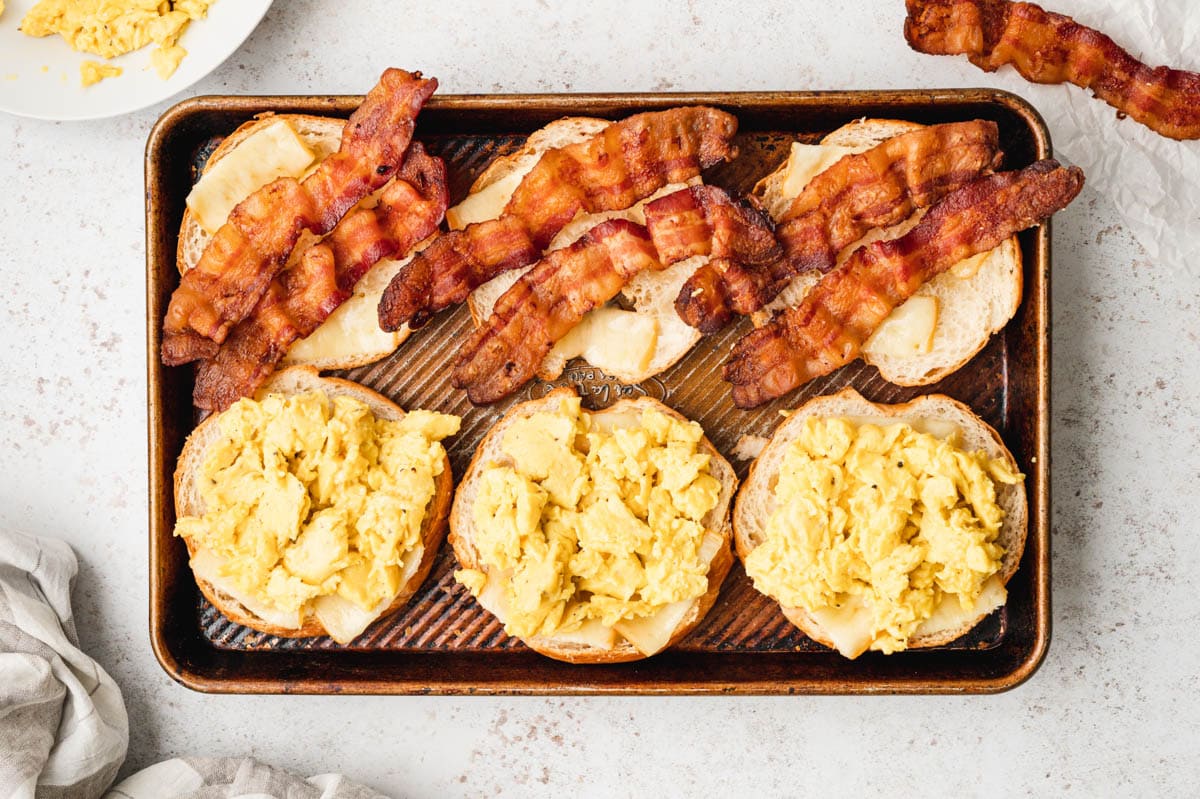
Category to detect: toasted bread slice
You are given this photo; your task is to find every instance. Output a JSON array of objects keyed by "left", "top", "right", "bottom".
[
  {"left": 751, "top": 119, "right": 1022, "bottom": 387},
  {"left": 459, "top": 118, "right": 704, "bottom": 386},
  {"left": 174, "top": 366, "right": 453, "bottom": 644},
  {"left": 448, "top": 388, "right": 737, "bottom": 663},
  {"left": 177, "top": 114, "right": 420, "bottom": 372},
  {"left": 732, "top": 387, "right": 1028, "bottom": 655}
]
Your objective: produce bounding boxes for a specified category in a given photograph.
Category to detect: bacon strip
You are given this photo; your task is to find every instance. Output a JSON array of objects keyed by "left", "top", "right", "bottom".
[
  {"left": 377, "top": 106, "right": 738, "bottom": 331},
  {"left": 451, "top": 219, "right": 661, "bottom": 404},
  {"left": 669, "top": 121, "right": 1001, "bottom": 334},
  {"left": 640, "top": 185, "right": 782, "bottom": 334},
  {"left": 192, "top": 146, "right": 448, "bottom": 412},
  {"left": 905, "top": 0, "right": 1200, "bottom": 140},
  {"left": 161, "top": 69, "right": 436, "bottom": 366},
  {"left": 724, "top": 160, "right": 1084, "bottom": 408}
]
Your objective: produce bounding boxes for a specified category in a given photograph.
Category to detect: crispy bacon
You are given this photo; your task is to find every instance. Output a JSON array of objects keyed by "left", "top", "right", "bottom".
[
  {"left": 639, "top": 185, "right": 782, "bottom": 334},
  {"left": 905, "top": 0, "right": 1200, "bottom": 140},
  {"left": 377, "top": 106, "right": 738, "bottom": 331},
  {"left": 666, "top": 121, "right": 1002, "bottom": 333},
  {"left": 724, "top": 159, "right": 1084, "bottom": 408},
  {"left": 451, "top": 219, "right": 661, "bottom": 404},
  {"left": 192, "top": 146, "right": 448, "bottom": 412},
  {"left": 161, "top": 68, "right": 436, "bottom": 366}
]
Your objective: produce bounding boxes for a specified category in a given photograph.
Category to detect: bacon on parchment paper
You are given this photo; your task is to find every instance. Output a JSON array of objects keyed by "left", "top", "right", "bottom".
[{"left": 905, "top": 0, "right": 1200, "bottom": 140}]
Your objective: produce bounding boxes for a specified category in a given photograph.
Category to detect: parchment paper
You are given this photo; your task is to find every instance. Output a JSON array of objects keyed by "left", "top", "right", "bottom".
[{"left": 935, "top": 0, "right": 1200, "bottom": 271}]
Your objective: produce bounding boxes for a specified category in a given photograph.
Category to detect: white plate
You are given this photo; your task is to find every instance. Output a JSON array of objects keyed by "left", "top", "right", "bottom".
[{"left": 0, "top": 0, "right": 273, "bottom": 121}]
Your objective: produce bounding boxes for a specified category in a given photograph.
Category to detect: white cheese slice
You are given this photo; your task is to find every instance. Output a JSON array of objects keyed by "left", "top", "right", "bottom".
[
  {"left": 864, "top": 295, "right": 938, "bottom": 357},
  {"left": 780, "top": 142, "right": 863, "bottom": 200},
  {"left": 282, "top": 253, "right": 411, "bottom": 366},
  {"left": 807, "top": 595, "right": 876, "bottom": 659},
  {"left": 186, "top": 119, "right": 316, "bottom": 234},
  {"left": 312, "top": 543, "right": 424, "bottom": 644},
  {"left": 189, "top": 547, "right": 304, "bottom": 631},
  {"left": 447, "top": 168, "right": 530, "bottom": 230},
  {"left": 611, "top": 532, "right": 724, "bottom": 656},
  {"left": 841, "top": 413, "right": 961, "bottom": 442},
  {"left": 546, "top": 307, "right": 659, "bottom": 378},
  {"left": 553, "top": 619, "right": 618, "bottom": 650},
  {"left": 914, "top": 574, "right": 1007, "bottom": 637}
]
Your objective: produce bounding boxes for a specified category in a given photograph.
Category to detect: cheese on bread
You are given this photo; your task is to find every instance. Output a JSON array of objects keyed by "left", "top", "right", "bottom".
[{"left": 176, "top": 114, "right": 421, "bottom": 372}]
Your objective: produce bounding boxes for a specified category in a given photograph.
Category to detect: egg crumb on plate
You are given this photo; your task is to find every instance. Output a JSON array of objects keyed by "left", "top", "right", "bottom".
[
  {"left": 19, "top": 0, "right": 216, "bottom": 85},
  {"left": 743, "top": 416, "right": 1023, "bottom": 656},
  {"left": 174, "top": 390, "right": 460, "bottom": 624},
  {"left": 454, "top": 396, "right": 723, "bottom": 641},
  {"left": 80, "top": 59, "right": 120, "bottom": 85}
]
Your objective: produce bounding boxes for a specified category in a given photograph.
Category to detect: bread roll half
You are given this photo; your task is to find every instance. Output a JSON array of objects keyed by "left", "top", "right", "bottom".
[
  {"left": 448, "top": 388, "right": 737, "bottom": 663},
  {"left": 733, "top": 387, "right": 1028, "bottom": 655},
  {"left": 751, "top": 119, "right": 1023, "bottom": 387},
  {"left": 174, "top": 366, "right": 453, "bottom": 644}
]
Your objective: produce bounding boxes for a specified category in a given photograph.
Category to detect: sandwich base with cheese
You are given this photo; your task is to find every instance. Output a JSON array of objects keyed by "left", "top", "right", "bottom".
[
  {"left": 449, "top": 388, "right": 737, "bottom": 663},
  {"left": 458, "top": 117, "right": 706, "bottom": 386},
  {"left": 178, "top": 113, "right": 426, "bottom": 372},
  {"left": 733, "top": 387, "right": 1027, "bottom": 658},
  {"left": 751, "top": 119, "right": 1023, "bottom": 386},
  {"left": 174, "top": 366, "right": 460, "bottom": 644}
]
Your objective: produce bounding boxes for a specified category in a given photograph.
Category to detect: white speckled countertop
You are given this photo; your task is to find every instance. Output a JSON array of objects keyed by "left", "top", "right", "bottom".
[{"left": 1, "top": 1, "right": 1196, "bottom": 795}]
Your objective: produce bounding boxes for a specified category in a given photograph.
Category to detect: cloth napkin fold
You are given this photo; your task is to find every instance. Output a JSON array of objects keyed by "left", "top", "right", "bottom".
[
  {"left": 104, "top": 758, "right": 390, "bottom": 799},
  {"left": 0, "top": 529, "right": 128, "bottom": 799}
]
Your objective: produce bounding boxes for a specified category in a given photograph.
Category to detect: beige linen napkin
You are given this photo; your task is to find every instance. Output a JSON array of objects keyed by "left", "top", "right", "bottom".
[{"left": 0, "top": 529, "right": 128, "bottom": 799}]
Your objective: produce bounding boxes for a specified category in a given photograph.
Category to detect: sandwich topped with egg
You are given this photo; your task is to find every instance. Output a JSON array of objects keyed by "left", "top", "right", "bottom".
[
  {"left": 173, "top": 366, "right": 460, "bottom": 644},
  {"left": 449, "top": 388, "right": 737, "bottom": 663},
  {"left": 733, "top": 388, "right": 1027, "bottom": 658}
]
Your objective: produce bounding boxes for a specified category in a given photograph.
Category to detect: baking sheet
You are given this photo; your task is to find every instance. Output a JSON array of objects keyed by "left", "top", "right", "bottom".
[{"left": 147, "top": 89, "right": 1051, "bottom": 694}]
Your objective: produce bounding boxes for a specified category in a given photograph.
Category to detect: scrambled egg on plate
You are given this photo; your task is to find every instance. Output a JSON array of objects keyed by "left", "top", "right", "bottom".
[
  {"left": 174, "top": 391, "right": 460, "bottom": 619},
  {"left": 20, "top": 0, "right": 215, "bottom": 85},
  {"left": 743, "top": 417, "right": 1022, "bottom": 655},
  {"left": 455, "top": 397, "right": 722, "bottom": 641}
]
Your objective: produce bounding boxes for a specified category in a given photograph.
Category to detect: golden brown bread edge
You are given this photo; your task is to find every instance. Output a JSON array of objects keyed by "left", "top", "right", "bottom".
[
  {"left": 447, "top": 387, "right": 737, "bottom": 664},
  {"left": 173, "top": 366, "right": 453, "bottom": 640},
  {"left": 732, "top": 387, "right": 1028, "bottom": 652}
]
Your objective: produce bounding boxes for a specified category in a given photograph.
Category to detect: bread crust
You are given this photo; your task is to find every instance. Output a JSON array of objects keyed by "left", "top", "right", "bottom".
[
  {"left": 173, "top": 366, "right": 453, "bottom": 641},
  {"left": 448, "top": 388, "right": 736, "bottom": 663},
  {"left": 732, "top": 387, "right": 1028, "bottom": 652}
]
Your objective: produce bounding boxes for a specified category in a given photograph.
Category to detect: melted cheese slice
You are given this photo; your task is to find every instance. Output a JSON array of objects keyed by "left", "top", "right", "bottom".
[
  {"left": 189, "top": 547, "right": 304, "bottom": 631},
  {"left": 807, "top": 595, "right": 875, "bottom": 659},
  {"left": 283, "top": 254, "right": 411, "bottom": 367},
  {"left": 546, "top": 307, "right": 658, "bottom": 378},
  {"left": 447, "top": 168, "right": 529, "bottom": 229},
  {"left": 841, "top": 413, "right": 961, "bottom": 442},
  {"left": 190, "top": 542, "right": 422, "bottom": 644},
  {"left": 864, "top": 295, "right": 938, "bottom": 357},
  {"left": 780, "top": 142, "right": 861, "bottom": 200},
  {"left": 186, "top": 119, "right": 317, "bottom": 234},
  {"left": 611, "top": 531, "right": 724, "bottom": 656},
  {"left": 312, "top": 543, "right": 424, "bottom": 644}
]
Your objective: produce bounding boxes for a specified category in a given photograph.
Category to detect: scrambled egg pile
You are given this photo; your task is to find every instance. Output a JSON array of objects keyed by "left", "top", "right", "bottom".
[
  {"left": 455, "top": 397, "right": 721, "bottom": 640},
  {"left": 743, "top": 417, "right": 1022, "bottom": 654},
  {"left": 20, "top": 0, "right": 215, "bottom": 85},
  {"left": 175, "top": 391, "right": 460, "bottom": 617}
]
